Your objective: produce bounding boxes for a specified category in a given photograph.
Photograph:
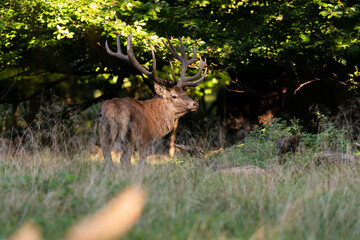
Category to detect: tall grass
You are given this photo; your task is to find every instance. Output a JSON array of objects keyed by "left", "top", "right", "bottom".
[
  {"left": 2, "top": 153, "right": 360, "bottom": 239},
  {"left": 1, "top": 107, "right": 360, "bottom": 239}
]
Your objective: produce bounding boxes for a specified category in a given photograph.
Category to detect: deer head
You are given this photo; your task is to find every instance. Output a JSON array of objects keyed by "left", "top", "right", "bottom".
[{"left": 153, "top": 83, "right": 199, "bottom": 118}]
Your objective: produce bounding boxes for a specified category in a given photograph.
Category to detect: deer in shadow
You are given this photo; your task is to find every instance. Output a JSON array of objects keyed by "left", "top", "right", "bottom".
[{"left": 100, "top": 33, "right": 207, "bottom": 170}]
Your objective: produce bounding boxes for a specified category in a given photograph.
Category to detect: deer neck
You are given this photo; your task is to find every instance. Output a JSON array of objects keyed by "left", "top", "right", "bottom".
[{"left": 144, "top": 97, "right": 178, "bottom": 138}]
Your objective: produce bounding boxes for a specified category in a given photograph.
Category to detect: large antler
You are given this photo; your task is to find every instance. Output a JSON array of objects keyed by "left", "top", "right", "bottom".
[
  {"left": 106, "top": 33, "right": 173, "bottom": 88},
  {"left": 105, "top": 33, "right": 207, "bottom": 88},
  {"left": 163, "top": 35, "right": 207, "bottom": 88}
]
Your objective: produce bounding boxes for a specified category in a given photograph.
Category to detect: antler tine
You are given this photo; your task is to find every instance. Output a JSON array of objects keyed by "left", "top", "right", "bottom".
[
  {"left": 163, "top": 34, "right": 181, "bottom": 60},
  {"left": 176, "top": 38, "right": 190, "bottom": 83},
  {"left": 178, "top": 38, "right": 187, "bottom": 60},
  {"left": 151, "top": 45, "right": 173, "bottom": 87},
  {"left": 126, "top": 33, "right": 151, "bottom": 77},
  {"left": 165, "top": 72, "right": 173, "bottom": 86},
  {"left": 188, "top": 44, "right": 197, "bottom": 64},
  {"left": 169, "top": 61, "right": 178, "bottom": 84},
  {"left": 105, "top": 34, "right": 129, "bottom": 62},
  {"left": 150, "top": 45, "right": 157, "bottom": 77}
]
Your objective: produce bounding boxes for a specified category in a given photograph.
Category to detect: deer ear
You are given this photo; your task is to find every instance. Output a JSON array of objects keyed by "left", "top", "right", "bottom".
[{"left": 154, "top": 82, "right": 167, "bottom": 97}]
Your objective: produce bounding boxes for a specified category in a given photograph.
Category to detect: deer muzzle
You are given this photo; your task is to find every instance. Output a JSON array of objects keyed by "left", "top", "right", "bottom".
[{"left": 187, "top": 101, "right": 199, "bottom": 112}]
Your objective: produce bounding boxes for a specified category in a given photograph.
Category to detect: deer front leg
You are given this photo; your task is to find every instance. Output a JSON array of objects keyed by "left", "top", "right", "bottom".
[{"left": 138, "top": 148, "right": 149, "bottom": 166}]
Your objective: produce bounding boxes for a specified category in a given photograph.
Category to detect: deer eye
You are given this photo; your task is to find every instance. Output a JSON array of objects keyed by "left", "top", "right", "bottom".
[{"left": 171, "top": 95, "right": 177, "bottom": 99}]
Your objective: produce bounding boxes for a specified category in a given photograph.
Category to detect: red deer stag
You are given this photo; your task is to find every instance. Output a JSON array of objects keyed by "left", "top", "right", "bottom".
[{"left": 100, "top": 33, "right": 207, "bottom": 169}]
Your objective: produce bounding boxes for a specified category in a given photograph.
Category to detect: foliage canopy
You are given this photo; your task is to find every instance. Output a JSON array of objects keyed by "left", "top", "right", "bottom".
[{"left": 0, "top": 0, "right": 359, "bottom": 126}]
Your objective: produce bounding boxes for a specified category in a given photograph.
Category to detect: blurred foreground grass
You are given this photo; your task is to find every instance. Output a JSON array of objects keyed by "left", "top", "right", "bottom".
[{"left": 1, "top": 149, "right": 360, "bottom": 239}]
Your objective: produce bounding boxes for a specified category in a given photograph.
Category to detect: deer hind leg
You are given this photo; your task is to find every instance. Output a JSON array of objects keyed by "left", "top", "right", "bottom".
[
  {"left": 120, "top": 142, "right": 133, "bottom": 171},
  {"left": 99, "top": 116, "right": 114, "bottom": 166},
  {"left": 138, "top": 145, "right": 149, "bottom": 166},
  {"left": 115, "top": 109, "right": 133, "bottom": 170}
]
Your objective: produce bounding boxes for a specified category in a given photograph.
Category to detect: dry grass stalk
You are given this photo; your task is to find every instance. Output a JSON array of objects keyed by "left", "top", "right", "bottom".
[
  {"left": 280, "top": 189, "right": 323, "bottom": 222},
  {"left": 249, "top": 188, "right": 324, "bottom": 240},
  {"left": 249, "top": 225, "right": 265, "bottom": 240},
  {"left": 8, "top": 222, "right": 42, "bottom": 240},
  {"left": 220, "top": 166, "right": 266, "bottom": 175},
  {"left": 64, "top": 186, "right": 146, "bottom": 240}
]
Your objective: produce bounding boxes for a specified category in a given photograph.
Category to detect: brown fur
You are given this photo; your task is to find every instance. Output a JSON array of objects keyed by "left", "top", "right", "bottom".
[{"left": 99, "top": 84, "right": 199, "bottom": 169}]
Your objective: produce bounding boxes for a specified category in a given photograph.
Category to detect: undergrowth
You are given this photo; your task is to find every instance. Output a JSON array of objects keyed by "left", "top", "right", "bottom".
[{"left": 208, "top": 117, "right": 355, "bottom": 168}]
